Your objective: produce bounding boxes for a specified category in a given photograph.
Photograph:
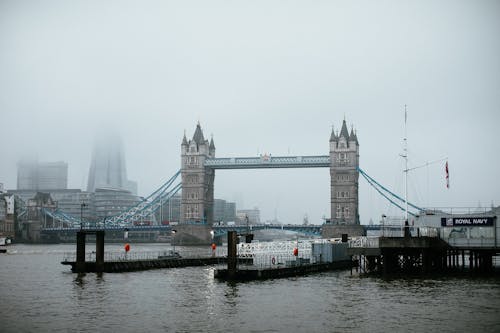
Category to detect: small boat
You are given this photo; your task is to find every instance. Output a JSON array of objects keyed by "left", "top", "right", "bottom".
[
  {"left": 0, "top": 237, "right": 11, "bottom": 246},
  {"left": 158, "top": 250, "right": 181, "bottom": 259}
]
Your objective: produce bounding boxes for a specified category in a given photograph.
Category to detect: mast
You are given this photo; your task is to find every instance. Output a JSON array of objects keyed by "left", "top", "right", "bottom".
[{"left": 403, "top": 104, "right": 409, "bottom": 223}]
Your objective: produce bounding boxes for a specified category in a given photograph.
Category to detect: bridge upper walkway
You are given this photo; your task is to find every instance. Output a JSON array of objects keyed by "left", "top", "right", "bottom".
[{"left": 204, "top": 155, "right": 330, "bottom": 169}]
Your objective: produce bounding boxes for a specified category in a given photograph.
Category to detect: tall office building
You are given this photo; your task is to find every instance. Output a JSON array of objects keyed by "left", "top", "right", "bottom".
[
  {"left": 86, "top": 132, "right": 137, "bottom": 194},
  {"left": 17, "top": 160, "right": 68, "bottom": 190}
]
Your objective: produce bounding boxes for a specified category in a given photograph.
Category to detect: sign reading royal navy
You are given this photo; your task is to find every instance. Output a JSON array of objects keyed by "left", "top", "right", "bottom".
[{"left": 441, "top": 217, "right": 495, "bottom": 227}]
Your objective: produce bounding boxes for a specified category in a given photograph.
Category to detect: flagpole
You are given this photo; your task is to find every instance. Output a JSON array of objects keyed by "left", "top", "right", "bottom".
[{"left": 404, "top": 104, "right": 409, "bottom": 224}]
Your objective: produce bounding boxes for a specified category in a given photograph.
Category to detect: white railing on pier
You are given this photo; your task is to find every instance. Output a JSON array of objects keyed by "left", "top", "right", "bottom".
[
  {"left": 348, "top": 237, "right": 379, "bottom": 248},
  {"left": 235, "top": 240, "right": 316, "bottom": 269},
  {"left": 237, "top": 240, "right": 313, "bottom": 257},
  {"left": 62, "top": 248, "right": 227, "bottom": 262}
]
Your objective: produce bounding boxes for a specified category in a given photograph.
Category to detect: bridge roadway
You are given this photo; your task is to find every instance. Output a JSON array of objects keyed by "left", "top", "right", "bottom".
[{"left": 41, "top": 224, "right": 383, "bottom": 235}]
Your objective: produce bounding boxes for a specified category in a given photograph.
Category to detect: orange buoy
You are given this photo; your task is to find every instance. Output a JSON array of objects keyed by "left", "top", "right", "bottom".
[
  {"left": 293, "top": 248, "right": 298, "bottom": 256},
  {"left": 211, "top": 243, "right": 216, "bottom": 250},
  {"left": 124, "top": 243, "right": 130, "bottom": 252}
]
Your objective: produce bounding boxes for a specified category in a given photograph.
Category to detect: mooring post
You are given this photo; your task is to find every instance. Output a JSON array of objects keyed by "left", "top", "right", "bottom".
[
  {"left": 96, "top": 230, "right": 105, "bottom": 273},
  {"left": 76, "top": 231, "right": 86, "bottom": 273},
  {"left": 227, "top": 231, "right": 237, "bottom": 277}
]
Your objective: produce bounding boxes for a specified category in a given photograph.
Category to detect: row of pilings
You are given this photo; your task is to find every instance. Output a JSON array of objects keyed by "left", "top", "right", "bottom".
[{"left": 355, "top": 248, "right": 497, "bottom": 275}]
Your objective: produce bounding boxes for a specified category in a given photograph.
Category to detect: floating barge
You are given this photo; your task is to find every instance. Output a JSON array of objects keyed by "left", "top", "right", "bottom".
[
  {"left": 62, "top": 256, "right": 252, "bottom": 273},
  {"left": 214, "top": 260, "right": 355, "bottom": 281},
  {"left": 215, "top": 231, "right": 355, "bottom": 281}
]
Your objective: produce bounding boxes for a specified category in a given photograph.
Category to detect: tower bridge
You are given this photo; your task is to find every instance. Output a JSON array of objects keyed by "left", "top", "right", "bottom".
[{"left": 177, "top": 121, "right": 363, "bottom": 244}]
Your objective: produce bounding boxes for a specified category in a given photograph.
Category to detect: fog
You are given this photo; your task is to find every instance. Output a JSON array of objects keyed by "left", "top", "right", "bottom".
[{"left": 1, "top": 0, "right": 499, "bottom": 224}]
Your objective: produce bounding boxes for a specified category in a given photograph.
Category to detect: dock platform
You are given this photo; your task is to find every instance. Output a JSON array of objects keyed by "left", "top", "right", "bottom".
[{"left": 62, "top": 257, "right": 252, "bottom": 273}]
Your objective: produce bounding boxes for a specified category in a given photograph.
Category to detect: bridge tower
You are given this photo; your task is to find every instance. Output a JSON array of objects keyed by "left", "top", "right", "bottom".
[
  {"left": 179, "top": 123, "right": 215, "bottom": 244},
  {"left": 181, "top": 123, "right": 215, "bottom": 225},
  {"left": 323, "top": 119, "right": 365, "bottom": 238}
]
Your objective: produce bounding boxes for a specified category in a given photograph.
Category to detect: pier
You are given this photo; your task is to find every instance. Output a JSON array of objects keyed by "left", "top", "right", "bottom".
[
  {"left": 63, "top": 229, "right": 252, "bottom": 273},
  {"left": 348, "top": 224, "right": 499, "bottom": 275},
  {"left": 214, "top": 231, "right": 356, "bottom": 281}
]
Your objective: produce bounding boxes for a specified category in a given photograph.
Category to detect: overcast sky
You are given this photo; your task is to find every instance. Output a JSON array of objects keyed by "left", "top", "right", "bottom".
[{"left": 1, "top": 0, "right": 499, "bottom": 224}]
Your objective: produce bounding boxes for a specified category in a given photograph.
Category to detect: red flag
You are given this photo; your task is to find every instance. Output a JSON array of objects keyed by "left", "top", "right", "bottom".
[{"left": 445, "top": 161, "right": 449, "bottom": 189}]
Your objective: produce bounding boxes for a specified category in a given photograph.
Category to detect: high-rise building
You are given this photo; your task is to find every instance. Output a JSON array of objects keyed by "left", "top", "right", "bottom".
[
  {"left": 87, "top": 132, "right": 137, "bottom": 194},
  {"left": 17, "top": 160, "right": 68, "bottom": 190}
]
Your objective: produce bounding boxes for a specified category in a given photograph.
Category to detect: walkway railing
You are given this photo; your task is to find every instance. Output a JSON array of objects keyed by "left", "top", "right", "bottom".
[
  {"left": 348, "top": 237, "right": 379, "bottom": 248},
  {"left": 62, "top": 248, "right": 227, "bottom": 263},
  {"left": 204, "top": 155, "right": 330, "bottom": 169},
  {"left": 379, "top": 225, "right": 439, "bottom": 238}
]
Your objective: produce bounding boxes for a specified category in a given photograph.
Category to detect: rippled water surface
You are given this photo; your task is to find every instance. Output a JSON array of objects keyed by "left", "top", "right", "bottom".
[{"left": 1, "top": 244, "right": 499, "bottom": 332}]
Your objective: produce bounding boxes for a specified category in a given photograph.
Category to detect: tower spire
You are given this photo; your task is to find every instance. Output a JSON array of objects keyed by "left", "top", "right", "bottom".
[
  {"left": 192, "top": 122, "right": 205, "bottom": 144},
  {"left": 339, "top": 119, "right": 349, "bottom": 140}
]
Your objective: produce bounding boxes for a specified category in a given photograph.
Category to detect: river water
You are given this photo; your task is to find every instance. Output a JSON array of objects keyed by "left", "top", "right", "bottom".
[{"left": 1, "top": 243, "right": 499, "bottom": 332}]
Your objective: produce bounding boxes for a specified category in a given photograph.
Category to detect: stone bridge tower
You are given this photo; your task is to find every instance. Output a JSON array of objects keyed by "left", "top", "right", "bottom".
[
  {"left": 323, "top": 119, "right": 365, "bottom": 238},
  {"left": 180, "top": 123, "right": 215, "bottom": 226}
]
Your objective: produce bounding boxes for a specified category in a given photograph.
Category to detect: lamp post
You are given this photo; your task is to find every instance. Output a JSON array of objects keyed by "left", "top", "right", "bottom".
[
  {"left": 171, "top": 229, "right": 177, "bottom": 254},
  {"left": 80, "top": 202, "right": 87, "bottom": 230},
  {"left": 210, "top": 230, "right": 215, "bottom": 257},
  {"left": 381, "top": 214, "right": 386, "bottom": 237}
]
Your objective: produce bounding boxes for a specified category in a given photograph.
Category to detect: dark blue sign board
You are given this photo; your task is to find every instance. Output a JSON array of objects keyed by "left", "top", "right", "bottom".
[{"left": 441, "top": 217, "right": 495, "bottom": 227}]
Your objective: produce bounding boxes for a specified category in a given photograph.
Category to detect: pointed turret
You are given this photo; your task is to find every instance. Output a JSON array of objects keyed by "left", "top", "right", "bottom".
[
  {"left": 192, "top": 122, "right": 205, "bottom": 144},
  {"left": 209, "top": 136, "right": 215, "bottom": 151},
  {"left": 349, "top": 128, "right": 358, "bottom": 144},
  {"left": 339, "top": 119, "right": 349, "bottom": 140},
  {"left": 329, "top": 126, "right": 338, "bottom": 142},
  {"left": 182, "top": 130, "right": 188, "bottom": 146}
]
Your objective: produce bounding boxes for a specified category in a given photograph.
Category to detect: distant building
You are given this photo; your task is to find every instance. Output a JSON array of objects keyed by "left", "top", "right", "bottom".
[
  {"left": 19, "top": 192, "right": 57, "bottom": 242},
  {"left": 155, "top": 194, "right": 234, "bottom": 225},
  {"left": 237, "top": 208, "right": 260, "bottom": 224},
  {"left": 17, "top": 160, "right": 68, "bottom": 190},
  {"left": 93, "top": 187, "right": 140, "bottom": 223},
  {"left": 87, "top": 132, "right": 137, "bottom": 195},
  {"left": 0, "top": 194, "right": 15, "bottom": 239},
  {"left": 214, "top": 199, "right": 236, "bottom": 223},
  {"left": 8, "top": 189, "right": 94, "bottom": 221},
  {"left": 156, "top": 193, "right": 181, "bottom": 224}
]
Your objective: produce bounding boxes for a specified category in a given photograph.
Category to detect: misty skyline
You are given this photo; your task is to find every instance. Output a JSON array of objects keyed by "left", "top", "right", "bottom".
[{"left": 1, "top": 0, "right": 499, "bottom": 224}]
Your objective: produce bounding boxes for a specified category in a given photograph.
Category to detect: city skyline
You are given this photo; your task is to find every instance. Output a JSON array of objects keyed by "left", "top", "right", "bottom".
[{"left": 1, "top": 1, "right": 499, "bottom": 224}]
